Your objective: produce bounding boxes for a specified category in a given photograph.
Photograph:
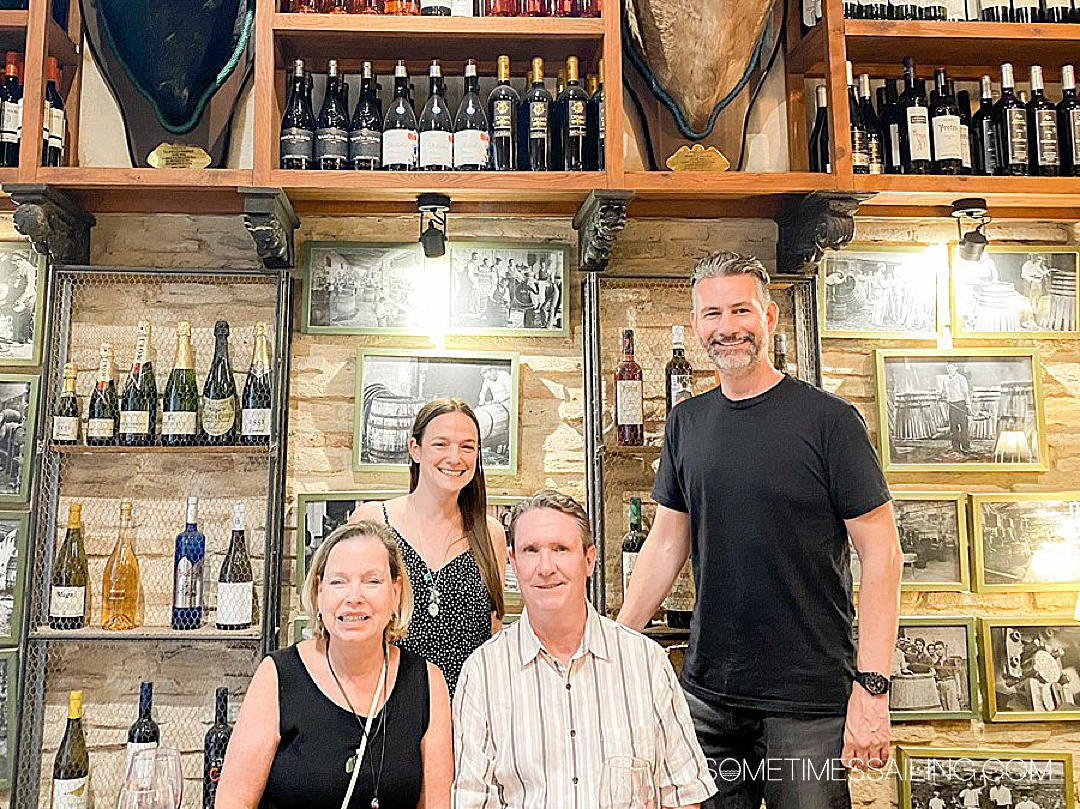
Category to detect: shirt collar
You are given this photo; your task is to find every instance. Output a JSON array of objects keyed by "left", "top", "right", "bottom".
[{"left": 516, "top": 602, "right": 610, "bottom": 668}]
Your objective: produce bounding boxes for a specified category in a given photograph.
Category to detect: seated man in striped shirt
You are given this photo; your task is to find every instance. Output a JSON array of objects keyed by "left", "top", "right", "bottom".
[{"left": 452, "top": 489, "right": 717, "bottom": 809}]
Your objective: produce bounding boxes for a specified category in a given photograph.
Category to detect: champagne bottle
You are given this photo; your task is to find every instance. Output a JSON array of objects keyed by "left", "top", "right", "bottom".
[
  {"left": 665, "top": 325, "right": 693, "bottom": 414},
  {"left": 52, "top": 362, "right": 80, "bottom": 445},
  {"left": 161, "top": 321, "right": 199, "bottom": 447},
  {"left": 52, "top": 690, "right": 89, "bottom": 809},
  {"left": 201, "top": 320, "right": 238, "bottom": 446},
  {"left": 280, "top": 59, "right": 315, "bottom": 170},
  {"left": 487, "top": 55, "right": 519, "bottom": 171},
  {"left": 453, "top": 60, "right": 490, "bottom": 171},
  {"left": 173, "top": 496, "right": 206, "bottom": 630},
  {"left": 43, "top": 57, "right": 64, "bottom": 167},
  {"left": 614, "top": 328, "right": 644, "bottom": 446},
  {"left": 241, "top": 323, "right": 273, "bottom": 446},
  {"left": 621, "top": 497, "right": 646, "bottom": 597},
  {"left": 102, "top": 498, "right": 141, "bottom": 631},
  {"left": 558, "top": 56, "right": 589, "bottom": 171},
  {"left": 86, "top": 342, "right": 118, "bottom": 446},
  {"left": 203, "top": 687, "right": 232, "bottom": 808},
  {"left": 119, "top": 321, "right": 157, "bottom": 447},
  {"left": 49, "top": 503, "right": 87, "bottom": 631},
  {"left": 126, "top": 681, "right": 160, "bottom": 776},
  {"left": 418, "top": 61, "right": 453, "bottom": 171},
  {"left": 217, "top": 503, "right": 255, "bottom": 631}
]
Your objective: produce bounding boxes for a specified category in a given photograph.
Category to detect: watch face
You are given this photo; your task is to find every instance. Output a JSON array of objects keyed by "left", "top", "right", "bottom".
[{"left": 860, "top": 672, "right": 890, "bottom": 695}]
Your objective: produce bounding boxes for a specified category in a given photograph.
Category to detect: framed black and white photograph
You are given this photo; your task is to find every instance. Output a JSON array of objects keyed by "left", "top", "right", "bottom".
[
  {"left": 0, "top": 512, "right": 27, "bottom": 646},
  {"left": 819, "top": 244, "right": 943, "bottom": 339},
  {"left": 0, "top": 243, "right": 44, "bottom": 367},
  {"left": 952, "top": 245, "right": 1079, "bottom": 338},
  {"left": 971, "top": 493, "right": 1080, "bottom": 593},
  {"left": 898, "top": 746, "right": 1074, "bottom": 809},
  {"left": 448, "top": 242, "right": 568, "bottom": 337},
  {"left": 302, "top": 242, "right": 429, "bottom": 335},
  {"left": 0, "top": 375, "right": 37, "bottom": 503},
  {"left": 0, "top": 648, "right": 14, "bottom": 788},
  {"left": 875, "top": 349, "right": 1047, "bottom": 473},
  {"left": 354, "top": 349, "right": 519, "bottom": 474},
  {"left": 852, "top": 492, "right": 969, "bottom": 591},
  {"left": 856, "top": 617, "right": 977, "bottom": 721},
  {"left": 980, "top": 619, "right": 1080, "bottom": 722}
]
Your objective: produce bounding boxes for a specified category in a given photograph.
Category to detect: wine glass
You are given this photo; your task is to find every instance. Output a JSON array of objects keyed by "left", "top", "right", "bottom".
[
  {"left": 599, "top": 756, "right": 658, "bottom": 809},
  {"left": 124, "top": 748, "right": 184, "bottom": 809},
  {"left": 118, "top": 751, "right": 175, "bottom": 809}
]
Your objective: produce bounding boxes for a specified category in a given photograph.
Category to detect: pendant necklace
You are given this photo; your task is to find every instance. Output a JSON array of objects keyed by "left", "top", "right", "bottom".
[
  {"left": 327, "top": 638, "right": 389, "bottom": 809},
  {"left": 411, "top": 496, "right": 463, "bottom": 618}
]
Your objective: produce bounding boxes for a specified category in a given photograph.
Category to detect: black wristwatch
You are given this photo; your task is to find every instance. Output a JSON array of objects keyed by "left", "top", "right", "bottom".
[{"left": 854, "top": 670, "right": 891, "bottom": 696}]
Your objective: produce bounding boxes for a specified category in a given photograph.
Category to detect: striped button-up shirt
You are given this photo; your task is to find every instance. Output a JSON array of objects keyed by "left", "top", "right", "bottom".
[{"left": 452, "top": 604, "right": 717, "bottom": 809}]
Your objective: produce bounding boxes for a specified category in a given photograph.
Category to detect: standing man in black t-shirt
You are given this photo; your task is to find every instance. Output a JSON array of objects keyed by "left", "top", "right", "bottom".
[{"left": 618, "top": 252, "right": 902, "bottom": 809}]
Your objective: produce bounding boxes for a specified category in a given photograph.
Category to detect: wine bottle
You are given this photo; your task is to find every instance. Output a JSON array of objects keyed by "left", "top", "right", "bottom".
[
  {"left": 419, "top": 61, "right": 453, "bottom": 171},
  {"left": 203, "top": 687, "right": 232, "bottom": 809},
  {"left": 665, "top": 325, "right": 693, "bottom": 414},
  {"left": 586, "top": 58, "right": 604, "bottom": 170},
  {"left": 241, "top": 322, "right": 273, "bottom": 446},
  {"left": 43, "top": 57, "right": 64, "bottom": 167},
  {"left": 102, "top": 498, "right": 141, "bottom": 631},
  {"left": 385, "top": 0, "right": 420, "bottom": 14},
  {"left": 994, "top": 62, "right": 1029, "bottom": 175},
  {"left": 162, "top": 320, "right": 199, "bottom": 447},
  {"left": 280, "top": 59, "right": 315, "bottom": 170},
  {"left": 972, "top": 75, "right": 998, "bottom": 176},
  {"left": 557, "top": 56, "right": 589, "bottom": 171},
  {"left": 86, "top": 342, "right": 118, "bottom": 446},
  {"left": 119, "top": 321, "right": 157, "bottom": 447},
  {"left": 664, "top": 559, "right": 695, "bottom": 630},
  {"left": 315, "top": 60, "right": 349, "bottom": 171},
  {"left": 892, "top": 0, "right": 918, "bottom": 18},
  {"left": 421, "top": 0, "right": 451, "bottom": 15},
  {"left": 173, "top": 496, "right": 206, "bottom": 630},
  {"left": 773, "top": 333, "right": 789, "bottom": 374},
  {"left": 930, "top": 68, "right": 963, "bottom": 175},
  {"left": 956, "top": 88, "right": 973, "bottom": 175},
  {"left": 863, "top": 0, "right": 887, "bottom": 17},
  {"left": 0, "top": 52, "right": 21, "bottom": 168},
  {"left": 857, "top": 73, "right": 884, "bottom": 175},
  {"left": 846, "top": 62, "right": 870, "bottom": 175},
  {"left": 808, "top": 85, "right": 830, "bottom": 173},
  {"left": 453, "top": 60, "right": 490, "bottom": 171},
  {"left": 551, "top": 68, "right": 566, "bottom": 169},
  {"left": 126, "top": 681, "right": 160, "bottom": 776},
  {"left": 201, "top": 320, "right": 238, "bottom": 446},
  {"left": 348, "top": 62, "right": 382, "bottom": 170},
  {"left": 52, "top": 690, "right": 89, "bottom": 808},
  {"left": 217, "top": 503, "right": 255, "bottom": 631},
  {"left": 382, "top": 61, "right": 418, "bottom": 171},
  {"left": 1058, "top": 65, "right": 1080, "bottom": 175},
  {"left": 614, "top": 328, "right": 644, "bottom": 446},
  {"left": 899, "top": 58, "right": 932, "bottom": 174},
  {"left": 979, "top": 0, "right": 1011, "bottom": 19},
  {"left": 519, "top": 57, "right": 553, "bottom": 171},
  {"left": 1012, "top": 0, "right": 1041, "bottom": 20},
  {"left": 49, "top": 503, "right": 87, "bottom": 631},
  {"left": 1028, "top": 65, "right": 1060, "bottom": 176},
  {"left": 52, "top": 362, "right": 80, "bottom": 445},
  {"left": 1046, "top": 0, "right": 1073, "bottom": 21},
  {"left": 881, "top": 79, "right": 902, "bottom": 174},
  {"left": 488, "top": 55, "right": 519, "bottom": 171},
  {"left": 621, "top": 497, "right": 646, "bottom": 597}
]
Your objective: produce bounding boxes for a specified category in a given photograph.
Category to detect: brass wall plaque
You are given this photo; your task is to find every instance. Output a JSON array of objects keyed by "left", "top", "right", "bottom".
[
  {"left": 147, "top": 143, "right": 213, "bottom": 169},
  {"left": 665, "top": 144, "right": 730, "bottom": 172}
]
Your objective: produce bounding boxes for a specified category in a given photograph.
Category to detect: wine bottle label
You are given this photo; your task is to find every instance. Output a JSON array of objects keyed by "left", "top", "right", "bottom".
[
  {"left": 49, "top": 107, "right": 65, "bottom": 150},
  {"left": 280, "top": 127, "right": 314, "bottom": 164},
  {"left": 348, "top": 128, "right": 382, "bottom": 167},
  {"left": 174, "top": 556, "right": 204, "bottom": 609},
  {"left": 931, "top": 114, "right": 963, "bottom": 161},
  {"left": 868, "top": 134, "right": 883, "bottom": 174},
  {"left": 451, "top": 0, "right": 474, "bottom": 13},
  {"left": 669, "top": 372, "right": 693, "bottom": 410},
  {"left": 981, "top": 0, "right": 1007, "bottom": 11},
  {"left": 598, "top": 98, "right": 605, "bottom": 139},
  {"left": 979, "top": 119, "right": 998, "bottom": 172},
  {"left": 453, "top": 129, "right": 490, "bottom": 168},
  {"left": 382, "top": 129, "right": 417, "bottom": 167},
  {"left": 14, "top": 97, "right": 22, "bottom": 140},
  {"left": 87, "top": 417, "right": 115, "bottom": 438},
  {"left": 850, "top": 129, "right": 870, "bottom": 168},
  {"left": 1046, "top": 0, "right": 1070, "bottom": 8},
  {"left": 1013, "top": 0, "right": 1037, "bottom": 8},
  {"left": 615, "top": 379, "right": 644, "bottom": 426},
  {"left": 1036, "top": 109, "right": 1060, "bottom": 166},
  {"left": 51, "top": 776, "right": 89, "bottom": 809},
  {"left": 161, "top": 410, "right": 197, "bottom": 436},
  {"left": 315, "top": 126, "right": 349, "bottom": 161},
  {"left": 126, "top": 741, "right": 158, "bottom": 778},
  {"left": 944, "top": 0, "right": 966, "bottom": 18},
  {"left": 1006, "top": 108, "right": 1029, "bottom": 164},
  {"left": 242, "top": 407, "right": 272, "bottom": 436},
  {"left": 905, "top": 108, "right": 932, "bottom": 161},
  {"left": 959, "top": 126, "right": 971, "bottom": 169},
  {"left": 492, "top": 100, "right": 514, "bottom": 135},
  {"left": 202, "top": 397, "right": 236, "bottom": 436},
  {"left": 622, "top": 550, "right": 638, "bottom": 595},
  {"left": 49, "top": 586, "right": 85, "bottom": 618},
  {"left": 118, "top": 410, "right": 150, "bottom": 435},
  {"left": 217, "top": 581, "right": 254, "bottom": 627},
  {"left": 568, "top": 99, "right": 586, "bottom": 137},
  {"left": 52, "top": 416, "right": 79, "bottom": 441},
  {"left": 419, "top": 130, "right": 453, "bottom": 168},
  {"left": 421, "top": 0, "right": 451, "bottom": 7},
  {"left": 1069, "top": 110, "right": 1080, "bottom": 162},
  {"left": 529, "top": 101, "right": 548, "bottom": 139},
  {"left": 888, "top": 123, "right": 901, "bottom": 168},
  {"left": 1, "top": 99, "right": 19, "bottom": 143},
  {"left": 663, "top": 559, "right": 696, "bottom": 612}
]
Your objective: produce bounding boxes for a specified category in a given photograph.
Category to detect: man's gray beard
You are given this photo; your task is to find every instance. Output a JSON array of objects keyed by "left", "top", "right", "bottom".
[{"left": 707, "top": 337, "right": 763, "bottom": 375}]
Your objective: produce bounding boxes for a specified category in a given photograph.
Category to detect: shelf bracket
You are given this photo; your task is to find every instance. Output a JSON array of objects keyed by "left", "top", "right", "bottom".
[
  {"left": 572, "top": 189, "right": 634, "bottom": 273},
  {"left": 240, "top": 187, "right": 300, "bottom": 270},
  {"left": 776, "top": 191, "right": 871, "bottom": 275},
  {"left": 5, "top": 184, "right": 95, "bottom": 265}
]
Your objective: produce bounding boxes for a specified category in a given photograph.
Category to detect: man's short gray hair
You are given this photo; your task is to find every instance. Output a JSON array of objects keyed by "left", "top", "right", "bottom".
[
  {"left": 508, "top": 489, "right": 594, "bottom": 551},
  {"left": 690, "top": 252, "right": 772, "bottom": 305}
]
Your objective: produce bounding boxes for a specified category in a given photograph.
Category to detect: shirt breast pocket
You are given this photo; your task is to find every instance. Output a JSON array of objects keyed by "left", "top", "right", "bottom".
[{"left": 600, "top": 720, "right": 658, "bottom": 768}]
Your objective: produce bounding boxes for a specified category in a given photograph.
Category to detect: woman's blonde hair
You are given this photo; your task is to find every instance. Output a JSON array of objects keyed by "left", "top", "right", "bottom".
[{"left": 301, "top": 520, "right": 414, "bottom": 642}]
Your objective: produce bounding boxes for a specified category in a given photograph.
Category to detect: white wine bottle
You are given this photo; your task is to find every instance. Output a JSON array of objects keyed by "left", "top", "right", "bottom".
[
  {"left": 217, "top": 503, "right": 255, "bottom": 631},
  {"left": 52, "top": 363, "right": 80, "bottom": 445},
  {"left": 49, "top": 503, "right": 87, "bottom": 631},
  {"left": 52, "top": 690, "right": 90, "bottom": 809}
]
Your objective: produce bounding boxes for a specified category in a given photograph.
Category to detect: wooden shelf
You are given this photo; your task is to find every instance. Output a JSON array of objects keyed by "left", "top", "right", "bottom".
[
  {"left": 787, "top": 22, "right": 827, "bottom": 76},
  {"left": 853, "top": 174, "right": 1080, "bottom": 216},
  {"left": 51, "top": 442, "right": 271, "bottom": 455},
  {"left": 625, "top": 171, "right": 840, "bottom": 216},
  {"left": 30, "top": 624, "right": 263, "bottom": 642},
  {"left": 0, "top": 9, "right": 28, "bottom": 28},
  {"left": 18, "top": 167, "right": 255, "bottom": 212}
]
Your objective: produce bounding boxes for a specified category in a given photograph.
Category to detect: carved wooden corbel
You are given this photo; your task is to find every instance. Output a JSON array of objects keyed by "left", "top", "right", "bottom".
[
  {"left": 5, "top": 184, "right": 95, "bottom": 265},
  {"left": 240, "top": 187, "right": 299, "bottom": 270},
  {"left": 776, "top": 191, "right": 871, "bottom": 276},
  {"left": 572, "top": 189, "right": 634, "bottom": 273}
]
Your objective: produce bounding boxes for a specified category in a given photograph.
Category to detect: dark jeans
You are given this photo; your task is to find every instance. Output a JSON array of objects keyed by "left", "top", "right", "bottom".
[
  {"left": 946, "top": 400, "right": 971, "bottom": 451},
  {"left": 684, "top": 689, "right": 851, "bottom": 809}
]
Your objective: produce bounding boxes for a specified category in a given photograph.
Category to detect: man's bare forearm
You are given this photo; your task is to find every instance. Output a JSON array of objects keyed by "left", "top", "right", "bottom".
[{"left": 854, "top": 538, "right": 902, "bottom": 674}]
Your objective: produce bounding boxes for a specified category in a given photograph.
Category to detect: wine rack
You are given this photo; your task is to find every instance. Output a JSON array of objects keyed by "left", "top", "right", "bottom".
[{"left": 11, "top": 265, "right": 292, "bottom": 808}]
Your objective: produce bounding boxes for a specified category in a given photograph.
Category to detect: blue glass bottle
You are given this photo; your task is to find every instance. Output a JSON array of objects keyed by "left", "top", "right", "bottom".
[{"left": 172, "top": 496, "right": 205, "bottom": 630}]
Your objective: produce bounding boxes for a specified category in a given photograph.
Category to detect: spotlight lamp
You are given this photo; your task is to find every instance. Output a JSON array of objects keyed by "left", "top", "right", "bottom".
[
  {"left": 952, "top": 197, "right": 990, "bottom": 263},
  {"left": 418, "top": 193, "right": 451, "bottom": 259}
]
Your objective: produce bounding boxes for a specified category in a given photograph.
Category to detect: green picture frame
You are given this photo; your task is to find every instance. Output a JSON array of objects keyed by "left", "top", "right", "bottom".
[
  {"left": 0, "top": 511, "right": 27, "bottom": 646},
  {"left": 0, "top": 375, "right": 38, "bottom": 504},
  {"left": 0, "top": 242, "right": 46, "bottom": 368},
  {"left": 0, "top": 647, "right": 15, "bottom": 789},
  {"left": 353, "top": 348, "right": 519, "bottom": 475}
]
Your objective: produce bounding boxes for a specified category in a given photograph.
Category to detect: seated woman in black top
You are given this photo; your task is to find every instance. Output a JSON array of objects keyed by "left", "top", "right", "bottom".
[{"left": 215, "top": 521, "right": 452, "bottom": 809}]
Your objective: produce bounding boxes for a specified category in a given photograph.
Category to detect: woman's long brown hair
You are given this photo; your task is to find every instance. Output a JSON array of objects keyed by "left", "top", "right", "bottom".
[{"left": 409, "top": 398, "right": 505, "bottom": 618}]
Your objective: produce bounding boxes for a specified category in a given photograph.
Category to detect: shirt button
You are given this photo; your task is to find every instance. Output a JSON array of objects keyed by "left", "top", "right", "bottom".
[
  {"left": 573, "top": 777, "right": 579, "bottom": 785},
  {"left": 570, "top": 730, "right": 576, "bottom": 737},
  {"left": 566, "top": 683, "right": 571, "bottom": 690}
]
